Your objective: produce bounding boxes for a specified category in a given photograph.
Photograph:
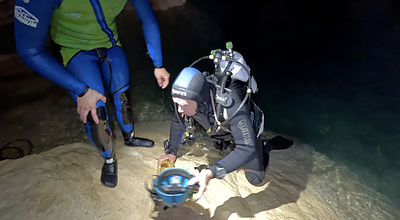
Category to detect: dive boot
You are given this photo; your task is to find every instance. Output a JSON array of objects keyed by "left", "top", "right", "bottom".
[
  {"left": 101, "top": 159, "right": 118, "bottom": 188},
  {"left": 262, "top": 135, "right": 294, "bottom": 152},
  {"left": 123, "top": 131, "right": 154, "bottom": 147}
]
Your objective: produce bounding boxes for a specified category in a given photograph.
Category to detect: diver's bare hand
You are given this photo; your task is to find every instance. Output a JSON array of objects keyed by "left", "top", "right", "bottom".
[
  {"left": 154, "top": 67, "right": 170, "bottom": 89},
  {"left": 77, "top": 88, "right": 106, "bottom": 124},
  {"left": 187, "top": 169, "right": 213, "bottom": 200},
  {"left": 157, "top": 154, "right": 177, "bottom": 165}
]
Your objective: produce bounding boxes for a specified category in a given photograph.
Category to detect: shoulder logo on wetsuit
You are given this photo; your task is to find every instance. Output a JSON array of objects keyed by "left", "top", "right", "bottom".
[{"left": 14, "top": 6, "right": 39, "bottom": 28}]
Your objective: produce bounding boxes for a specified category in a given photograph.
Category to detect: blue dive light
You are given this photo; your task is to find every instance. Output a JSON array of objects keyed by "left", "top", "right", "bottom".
[{"left": 153, "top": 168, "right": 198, "bottom": 207}]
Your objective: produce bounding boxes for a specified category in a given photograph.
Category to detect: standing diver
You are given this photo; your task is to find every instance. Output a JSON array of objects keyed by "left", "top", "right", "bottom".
[
  {"left": 158, "top": 45, "right": 293, "bottom": 199},
  {"left": 14, "top": 0, "right": 170, "bottom": 187}
]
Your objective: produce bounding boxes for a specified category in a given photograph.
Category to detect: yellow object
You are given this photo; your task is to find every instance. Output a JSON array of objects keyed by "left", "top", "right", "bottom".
[
  {"left": 184, "top": 131, "right": 189, "bottom": 137},
  {"left": 157, "top": 159, "right": 175, "bottom": 174}
]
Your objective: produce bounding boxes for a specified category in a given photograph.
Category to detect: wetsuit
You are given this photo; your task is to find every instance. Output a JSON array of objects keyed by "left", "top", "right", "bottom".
[
  {"left": 169, "top": 81, "right": 267, "bottom": 185},
  {"left": 14, "top": 0, "right": 163, "bottom": 158}
]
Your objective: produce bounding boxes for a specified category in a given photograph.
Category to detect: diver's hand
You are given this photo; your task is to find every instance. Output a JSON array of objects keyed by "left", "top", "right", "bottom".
[
  {"left": 154, "top": 67, "right": 170, "bottom": 89},
  {"left": 187, "top": 169, "right": 213, "bottom": 200},
  {"left": 157, "top": 154, "right": 177, "bottom": 165},
  {"left": 77, "top": 88, "right": 106, "bottom": 124}
]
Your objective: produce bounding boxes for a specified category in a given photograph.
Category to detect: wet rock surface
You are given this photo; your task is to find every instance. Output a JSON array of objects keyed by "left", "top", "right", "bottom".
[
  {"left": 1, "top": 1, "right": 399, "bottom": 219},
  {"left": 0, "top": 124, "right": 398, "bottom": 219}
]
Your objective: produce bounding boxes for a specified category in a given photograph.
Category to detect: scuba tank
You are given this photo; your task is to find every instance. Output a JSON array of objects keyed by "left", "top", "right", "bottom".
[
  {"left": 172, "top": 42, "right": 262, "bottom": 150},
  {"left": 189, "top": 42, "right": 258, "bottom": 131}
]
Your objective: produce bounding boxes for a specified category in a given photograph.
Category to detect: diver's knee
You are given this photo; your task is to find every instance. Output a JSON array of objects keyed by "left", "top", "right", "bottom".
[
  {"left": 86, "top": 105, "right": 108, "bottom": 124},
  {"left": 85, "top": 106, "right": 113, "bottom": 154},
  {"left": 113, "top": 90, "right": 131, "bottom": 125},
  {"left": 245, "top": 170, "right": 266, "bottom": 186}
]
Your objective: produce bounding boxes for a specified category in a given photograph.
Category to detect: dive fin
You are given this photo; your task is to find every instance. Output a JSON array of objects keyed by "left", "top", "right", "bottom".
[{"left": 263, "top": 135, "right": 294, "bottom": 152}]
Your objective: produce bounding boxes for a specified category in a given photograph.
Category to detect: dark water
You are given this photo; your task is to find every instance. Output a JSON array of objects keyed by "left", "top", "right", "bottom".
[{"left": 119, "top": 0, "right": 400, "bottom": 206}]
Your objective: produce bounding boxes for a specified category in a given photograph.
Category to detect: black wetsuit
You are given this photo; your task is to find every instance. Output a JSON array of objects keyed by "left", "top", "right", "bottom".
[{"left": 169, "top": 80, "right": 267, "bottom": 185}]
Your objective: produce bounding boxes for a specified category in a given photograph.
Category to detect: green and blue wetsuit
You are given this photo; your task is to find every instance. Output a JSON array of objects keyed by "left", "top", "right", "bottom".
[{"left": 14, "top": 0, "right": 163, "bottom": 158}]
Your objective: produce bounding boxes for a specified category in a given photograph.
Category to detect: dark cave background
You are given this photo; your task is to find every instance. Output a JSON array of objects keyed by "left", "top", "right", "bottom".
[{"left": 0, "top": 0, "right": 399, "bottom": 206}]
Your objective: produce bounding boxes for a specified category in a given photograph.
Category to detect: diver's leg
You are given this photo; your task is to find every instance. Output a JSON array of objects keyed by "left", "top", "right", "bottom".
[
  {"left": 67, "top": 50, "right": 117, "bottom": 187},
  {"left": 99, "top": 46, "right": 154, "bottom": 147},
  {"left": 244, "top": 136, "right": 293, "bottom": 186},
  {"left": 243, "top": 139, "right": 269, "bottom": 186}
]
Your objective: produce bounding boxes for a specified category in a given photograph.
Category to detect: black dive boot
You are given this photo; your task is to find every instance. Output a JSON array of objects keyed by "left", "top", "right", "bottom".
[
  {"left": 262, "top": 135, "right": 294, "bottom": 152},
  {"left": 101, "top": 158, "right": 118, "bottom": 188},
  {"left": 123, "top": 131, "right": 154, "bottom": 147}
]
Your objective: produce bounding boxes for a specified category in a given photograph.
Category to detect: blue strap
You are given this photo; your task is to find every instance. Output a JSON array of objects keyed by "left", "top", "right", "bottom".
[{"left": 89, "top": 0, "right": 116, "bottom": 45}]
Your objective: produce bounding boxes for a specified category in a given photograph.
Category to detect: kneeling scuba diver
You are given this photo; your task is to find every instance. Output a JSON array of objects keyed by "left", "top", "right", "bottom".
[{"left": 152, "top": 42, "right": 294, "bottom": 207}]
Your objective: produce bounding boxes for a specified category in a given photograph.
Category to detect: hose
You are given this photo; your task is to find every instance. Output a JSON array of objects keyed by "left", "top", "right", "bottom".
[{"left": 189, "top": 56, "right": 209, "bottom": 67}]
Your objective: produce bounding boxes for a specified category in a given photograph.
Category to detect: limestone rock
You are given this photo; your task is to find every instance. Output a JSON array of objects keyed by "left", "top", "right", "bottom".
[{"left": 0, "top": 121, "right": 398, "bottom": 219}]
